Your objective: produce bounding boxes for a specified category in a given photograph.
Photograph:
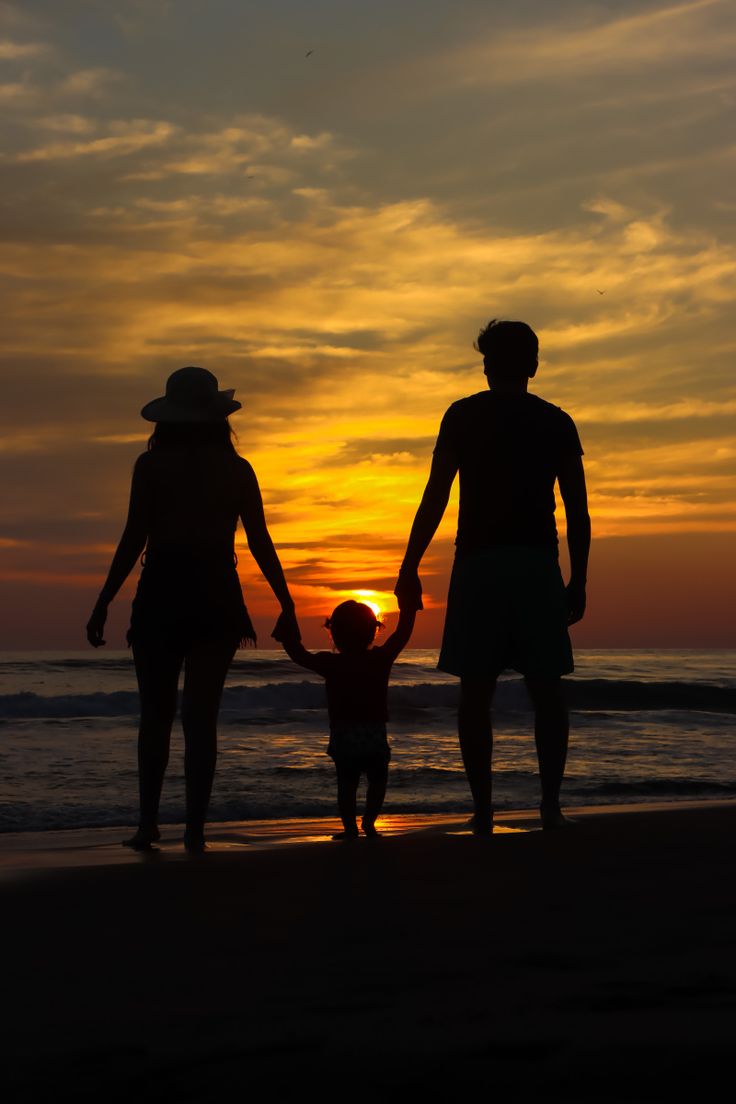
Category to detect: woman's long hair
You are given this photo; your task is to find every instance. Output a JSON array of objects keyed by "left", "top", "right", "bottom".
[{"left": 147, "top": 420, "right": 238, "bottom": 453}]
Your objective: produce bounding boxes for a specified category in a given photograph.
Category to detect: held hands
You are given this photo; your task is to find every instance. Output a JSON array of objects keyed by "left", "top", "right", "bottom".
[
  {"left": 271, "top": 606, "right": 301, "bottom": 646},
  {"left": 86, "top": 602, "right": 108, "bottom": 648},
  {"left": 566, "top": 580, "right": 587, "bottom": 625},
  {"left": 394, "top": 567, "right": 424, "bottom": 612}
]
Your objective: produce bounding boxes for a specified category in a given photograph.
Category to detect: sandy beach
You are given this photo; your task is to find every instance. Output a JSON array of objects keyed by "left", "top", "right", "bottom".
[{"left": 4, "top": 802, "right": 736, "bottom": 1101}]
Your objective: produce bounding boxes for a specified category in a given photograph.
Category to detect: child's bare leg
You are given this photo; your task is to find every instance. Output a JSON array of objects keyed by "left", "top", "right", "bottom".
[
  {"left": 334, "top": 761, "right": 360, "bottom": 839},
  {"left": 362, "top": 759, "right": 388, "bottom": 837}
]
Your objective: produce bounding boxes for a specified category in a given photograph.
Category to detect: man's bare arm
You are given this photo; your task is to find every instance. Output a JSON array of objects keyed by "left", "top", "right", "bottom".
[
  {"left": 557, "top": 454, "right": 591, "bottom": 625},
  {"left": 395, "top": 450, "right": 458, "bottom": 610}
]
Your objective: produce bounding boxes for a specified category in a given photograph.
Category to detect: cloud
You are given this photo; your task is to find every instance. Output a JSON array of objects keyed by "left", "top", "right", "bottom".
[
  {"left": 0, "top": 37, "right": 48, "bottom": 58},
  {"left": 576, "top": 399, "right": 736, "bottom": 424},
  {"left": 36, "top": 113, "right": 95, "bottom": 133},
  {"left": 0, "top": 79, "right": 31, "bottom": 101},
  {"left": 11, "top": 118, "right": 177, "bottom": 161},
  {"left": 441, "top": 0, "right": 733, "bottom": 86},
  {"left": 60, "top": 67, "right": 120, "bottom": 96}
]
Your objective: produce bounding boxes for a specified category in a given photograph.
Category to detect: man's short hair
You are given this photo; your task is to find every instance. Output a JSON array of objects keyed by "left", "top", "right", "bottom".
[{"left": 474, "top": 319, "right": 538, "bottom": 377}]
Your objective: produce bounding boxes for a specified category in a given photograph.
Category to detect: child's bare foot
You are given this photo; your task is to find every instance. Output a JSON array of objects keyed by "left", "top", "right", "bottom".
[
  {"left": 122, "top": 825, "right": 160, "bottom": 850},
  {"left": 332, "top": 826, "right": 359, "bottom": 841},
  {"left": 361, "top": 819, "right": 382, "bottom": 838},
  {"left": 540, "top": 803, "right": 574, "bottom": 830}
]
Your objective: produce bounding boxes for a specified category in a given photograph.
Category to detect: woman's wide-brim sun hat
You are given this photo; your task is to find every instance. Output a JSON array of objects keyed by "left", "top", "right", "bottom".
[{"left": 141, "top": 366, "right": 242, "bottom": 423}]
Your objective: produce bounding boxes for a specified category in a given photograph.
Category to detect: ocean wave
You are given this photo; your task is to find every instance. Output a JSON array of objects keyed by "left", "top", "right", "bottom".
[
  {"left": 565, "top": 679, "right": 736, "bottom": 712},
  {"left": 1, "top": 676, "right": 734, "bottom": 720},
  {"left": 576, "top": 778, "right": 736, "bottom": 798}
]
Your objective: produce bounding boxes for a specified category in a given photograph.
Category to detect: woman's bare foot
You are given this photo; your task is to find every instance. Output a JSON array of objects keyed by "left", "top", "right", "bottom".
[
  {"left": 361, "top": 819, "right": 382, "bottom": 838},
  {"left": 122, "top": 825, "right": 160, "bottom": 850},
  {"left": 332, "top": 826, "right": 359, "bottom": 841},
  {"left": 540, "top": 803, "right": 574, "bottom": 830}
]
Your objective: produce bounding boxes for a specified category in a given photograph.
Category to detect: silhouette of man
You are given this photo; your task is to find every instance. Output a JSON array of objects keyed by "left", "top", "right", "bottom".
[{"left": 395, "top": 320, "right": 590, "bottom": 832}]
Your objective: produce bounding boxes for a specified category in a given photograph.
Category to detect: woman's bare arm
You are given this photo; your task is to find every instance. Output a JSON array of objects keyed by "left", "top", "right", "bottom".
[
  {"left": 239, "top": 460, "right": 297, "bottom": 638},
  {"left": 86, "top": 454, "right": 150, "bottom": 647}
]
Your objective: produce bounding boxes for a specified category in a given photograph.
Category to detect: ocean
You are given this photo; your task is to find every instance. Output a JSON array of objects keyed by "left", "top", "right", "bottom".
[{"left": 1, "top": 649, "right": 734, "bottom": 833}]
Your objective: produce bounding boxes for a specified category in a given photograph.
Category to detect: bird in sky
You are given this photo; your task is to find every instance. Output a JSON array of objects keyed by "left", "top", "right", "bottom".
[
  {"left": 596, "top": 289, "right": 606, "bottom": 295},
  {"left": 305, "top": 50, "right": 313, "bottom": 57}
]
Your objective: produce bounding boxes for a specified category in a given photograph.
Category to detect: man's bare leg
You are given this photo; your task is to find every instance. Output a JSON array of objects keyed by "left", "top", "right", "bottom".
[
  {"left": 458, "top": 677, "right": 495, "bottom": 834},
  {"left": 525, "top": 676, "right": 571, "bottom": 828}
]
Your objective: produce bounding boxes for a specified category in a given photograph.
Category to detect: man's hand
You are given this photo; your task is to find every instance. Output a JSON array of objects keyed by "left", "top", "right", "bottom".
[
  {"left": 394, "top": 568, "right": 424, "bottom": 612},
  {"left": 86, "top": 602, "right": 108, "bottom": 647},
  {"left": 566, "top": 581, "right": 586, "bottom": 625}
]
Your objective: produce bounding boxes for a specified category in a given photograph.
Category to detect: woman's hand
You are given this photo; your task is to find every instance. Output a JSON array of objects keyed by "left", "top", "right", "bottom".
[
  {"left": 86, "top": 602, "right": 108, "bottom": 648},
  {"left": 272, "top": 607, "right": 300, "bottom": 645}
]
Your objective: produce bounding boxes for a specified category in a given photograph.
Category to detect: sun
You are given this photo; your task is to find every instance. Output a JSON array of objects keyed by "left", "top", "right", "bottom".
[{"left": 352, "top": 589, "right": 383, "bottom": 620}]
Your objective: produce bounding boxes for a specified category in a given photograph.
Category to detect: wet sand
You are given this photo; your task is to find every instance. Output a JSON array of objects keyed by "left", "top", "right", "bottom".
[{"left": 4, "top": 802, "right": 736, "bottom": 1100}]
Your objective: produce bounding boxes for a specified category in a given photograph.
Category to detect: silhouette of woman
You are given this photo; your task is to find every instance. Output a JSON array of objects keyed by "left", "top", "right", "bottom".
[{"left": 86, "top": 366, "right": 297, "bottom": 851}]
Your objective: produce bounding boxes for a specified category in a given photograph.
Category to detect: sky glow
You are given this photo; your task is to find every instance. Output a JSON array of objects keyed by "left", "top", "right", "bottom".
[{"left": 1, "top": 0, "right": 734, "bottom": 648}]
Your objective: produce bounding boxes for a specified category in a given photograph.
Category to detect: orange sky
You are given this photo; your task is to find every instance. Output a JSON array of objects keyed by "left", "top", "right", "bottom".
[{"left": 1, "top": 0, "right": 735, "bottom": 649}]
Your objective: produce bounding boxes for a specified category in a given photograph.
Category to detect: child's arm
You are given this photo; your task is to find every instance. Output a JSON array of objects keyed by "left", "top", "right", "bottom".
[
  {"left": 282, "top": 637, "right": 329, "bottom": 674},
  {"left": 379, "top": 605, "right": 417, "bottom": 663},
  {"left": 273, "top": 615, "right": 329, "bottom": 674}
]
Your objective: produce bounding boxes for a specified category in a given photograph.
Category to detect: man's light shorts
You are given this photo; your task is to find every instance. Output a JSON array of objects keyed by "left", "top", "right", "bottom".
[{"left": 438, "top": 546, "right": 573, "bottom": 680}]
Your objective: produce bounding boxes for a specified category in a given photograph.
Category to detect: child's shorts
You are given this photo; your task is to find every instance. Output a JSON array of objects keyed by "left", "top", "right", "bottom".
[{"left": 328, "top": 722, "right": 391, "bottom": 765}]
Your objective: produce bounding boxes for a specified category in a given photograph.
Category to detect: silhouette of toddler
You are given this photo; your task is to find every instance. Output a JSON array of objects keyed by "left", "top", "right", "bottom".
[{"left": 276, "top": 599, "right": 415, "bottom": 838}]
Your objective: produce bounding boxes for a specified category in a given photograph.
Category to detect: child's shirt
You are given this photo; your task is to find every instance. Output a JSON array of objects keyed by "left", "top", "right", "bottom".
[
  {"left": 300, "top": 644, "right": 397, "bottom": 730},
  {"left": 281, "top": 610, "right": 415, "bottom": 734}
]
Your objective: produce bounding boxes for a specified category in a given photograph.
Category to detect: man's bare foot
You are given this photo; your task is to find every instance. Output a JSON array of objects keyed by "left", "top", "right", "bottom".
[
  {"left": 540, "top": 804, "right": 574, "bottom": 830},
  {"left": 361, "top": 819, "right": 382, "bottom": 838},
  {"left": 122, "top": 826, "right": 160, "bottom": 850},
  {"left": 183, "top": 829, "right": 207, "bottom": 853},
  {"left": 467, "top": 813, "right": 493, "bottom": 837},
  {"left": 332, "top": 827, "right": 359, "bottom": 841}
]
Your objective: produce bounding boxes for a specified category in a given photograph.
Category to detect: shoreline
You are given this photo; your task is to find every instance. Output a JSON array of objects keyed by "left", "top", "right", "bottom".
[{"left": 3, "top": 797, "right": 736, "bottom": 875}]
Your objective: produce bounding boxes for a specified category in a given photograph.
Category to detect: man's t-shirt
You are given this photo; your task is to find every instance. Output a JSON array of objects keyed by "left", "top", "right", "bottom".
[{"left": 434, "top": 391, "right": 583, "bottom": 551}]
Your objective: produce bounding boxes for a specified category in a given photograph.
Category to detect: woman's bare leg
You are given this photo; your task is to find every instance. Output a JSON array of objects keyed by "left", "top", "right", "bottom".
[
  {"left": 130, "top": 644, "right": 183, "bottom": 848},
  {"left": 180, "top": 640, "right": 237, "bottom": 851}
]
